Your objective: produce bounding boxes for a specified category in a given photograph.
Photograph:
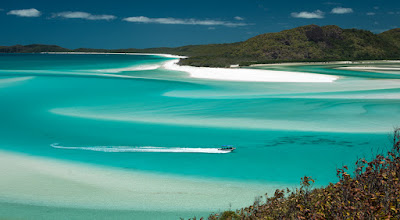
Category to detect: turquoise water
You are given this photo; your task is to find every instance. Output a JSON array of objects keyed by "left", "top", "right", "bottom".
[
  {"left": 0, "top": 202, "right": 210, "bottom": 220},
  {"left": 1, "top": 54, "right": 400, "bottom": 218}
]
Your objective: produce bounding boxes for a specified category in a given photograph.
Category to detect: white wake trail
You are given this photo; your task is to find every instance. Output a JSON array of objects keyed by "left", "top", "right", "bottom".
[{"left": 50, "top": 143, "right": 232, "bottom": 154}]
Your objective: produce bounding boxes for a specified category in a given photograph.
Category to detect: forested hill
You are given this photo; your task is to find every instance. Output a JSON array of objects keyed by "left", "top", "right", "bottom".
[
  {"left": 1, "top": 25, "right": 399, "bottom": 67},
  {"left": 178, "top": 25, "right": 400, "bottom": 67},
  {"left": 0, "top": 44, "right": 70, "bottom": 53}
]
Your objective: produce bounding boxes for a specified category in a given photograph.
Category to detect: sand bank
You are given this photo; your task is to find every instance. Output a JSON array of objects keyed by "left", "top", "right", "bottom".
[
  {"left": 41, "top": 53, "right": 341, "bottom": 82},
  {"left": 0, "top": 150, "right": 278, "bottom": 211},
  {"left": 163, "top": 60, "right": 338, "bottom": 82}
]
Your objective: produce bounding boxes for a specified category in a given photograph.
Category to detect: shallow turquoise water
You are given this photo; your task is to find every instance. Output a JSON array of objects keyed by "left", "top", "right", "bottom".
[
  {"left": 1, "top": 54, "right": 400, "bottom": 218},
  {"left": 0, "top": 202, "right": 210, "bottom": 220}
]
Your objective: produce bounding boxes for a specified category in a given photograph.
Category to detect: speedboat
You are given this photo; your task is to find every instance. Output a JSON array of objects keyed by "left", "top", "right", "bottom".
[{"left": 218, "top": 146, "right": 236, "bottom": 152}]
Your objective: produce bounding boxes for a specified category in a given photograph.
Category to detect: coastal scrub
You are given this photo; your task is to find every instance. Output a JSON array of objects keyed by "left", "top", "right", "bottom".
[{"left": 208, "top": 129, "right": 400, "bottom": 219}]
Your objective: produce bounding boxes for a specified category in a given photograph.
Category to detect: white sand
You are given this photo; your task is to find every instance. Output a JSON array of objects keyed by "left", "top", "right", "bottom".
[
  {"left": 162, "top": 60, "right": 338, "bottom": 82},
  {"left": 42, "top": 52, "right": 340, "bottom": 82},
  {"left": 0, "top": 150, "right": 278, "bottom": 211},
  {"left": 131, "top": 53, "right": 186, "bottom": 59}
]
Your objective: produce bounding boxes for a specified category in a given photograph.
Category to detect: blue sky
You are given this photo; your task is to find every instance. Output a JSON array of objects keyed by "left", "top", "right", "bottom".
[{"left": 1, "top": 0, "right": 399, "bottom": 49}]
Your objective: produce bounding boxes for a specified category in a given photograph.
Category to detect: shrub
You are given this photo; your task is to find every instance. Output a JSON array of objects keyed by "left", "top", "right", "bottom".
[{"left": 208, "top": 128, "right": 400, "bottom": 220}]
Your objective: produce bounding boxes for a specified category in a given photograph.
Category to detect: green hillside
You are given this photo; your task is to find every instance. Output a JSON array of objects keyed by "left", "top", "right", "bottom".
[
  {"left": 379, "top": 28, "right": 400, "bottom": 49},
  {"left": 179, "top": 25, "right": 400, "bottom": 67},
  {"left": 0, "top": 44, "right": 69, "bottom": 53},
  {"left": 1, "top": 25, "right": 399, "bottom": 67}
]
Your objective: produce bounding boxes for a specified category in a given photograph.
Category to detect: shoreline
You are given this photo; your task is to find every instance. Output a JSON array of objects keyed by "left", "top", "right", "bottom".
[
  {"left": 250, "top": 60, "right": 400, "bottom": 67},
  {"left": 38, "top": 53, "right": 399, "bottom": 82},
  {"left": 162, "top": 59, "right": 339, "bottom": 83},
  {"left": 41, "top": 52, "right": 340, "bottom": 82},
  {"left": 38, "top": 53, "right": 400, "bottom": 82},
  {"left": 27, "top": 52, "right": 400, "bottom": 66}
]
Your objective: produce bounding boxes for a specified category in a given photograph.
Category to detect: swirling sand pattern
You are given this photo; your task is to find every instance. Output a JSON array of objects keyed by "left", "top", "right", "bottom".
[{"left": 0, "top": 54, "right": 400, "bottom": 218}]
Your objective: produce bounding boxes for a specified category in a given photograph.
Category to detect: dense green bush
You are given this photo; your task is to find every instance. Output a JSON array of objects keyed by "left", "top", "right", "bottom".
[{"left": 177, "top": 25, "right": 400, "bottom": 67}]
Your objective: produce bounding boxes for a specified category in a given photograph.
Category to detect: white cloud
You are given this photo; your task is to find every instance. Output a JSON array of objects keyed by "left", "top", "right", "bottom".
[
  {"left": 123, "top": 16, "right": 247, "bottom": 27},
  {"left": 373, "top": 6, "right": 379, "bottom": 10},
  {"left": 291, "top": 10, "right": 324, "bottom": 19},
  {"left": 53, "top": 11, "right": 116, "bottom": 20},
  {"left": 234, "top": 16, "right": 244, "bottom": 21},
  {"left": 7, "top": 8, "right": 41, "bottom": 17},
  {"left": 367, "top": 12, "right": 376, "bottom": 16},
  {"left": 331, "top": 7, "right": 353, "bottom": 14}
]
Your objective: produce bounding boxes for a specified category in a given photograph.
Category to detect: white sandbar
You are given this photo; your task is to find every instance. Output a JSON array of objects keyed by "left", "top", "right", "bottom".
[
  {"left": 162, "top": 60, "right": 338, "bottom": 82},
  {"left": 41, "top": 52, "right": 339, "bottom": 82}
]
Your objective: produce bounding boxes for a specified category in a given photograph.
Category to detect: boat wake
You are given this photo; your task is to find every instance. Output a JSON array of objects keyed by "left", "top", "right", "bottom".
[
  {"left": 97, "top": 64, "right": 161, "bottom": 73},
  {"left": 50, "top": 143, "right": 232, "bottom": 154}
]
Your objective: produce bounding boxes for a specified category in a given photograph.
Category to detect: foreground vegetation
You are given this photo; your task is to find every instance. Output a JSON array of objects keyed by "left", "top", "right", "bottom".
[
  {"left": 1, "top": 25, "right": 399, "bottom": 67},
  {"left": 205, "top": 129, "right": 400, "bottom": 220}
]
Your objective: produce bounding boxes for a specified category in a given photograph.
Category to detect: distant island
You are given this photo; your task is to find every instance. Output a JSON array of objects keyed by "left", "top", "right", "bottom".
[{"left": 1, "top": 25, "right": 399, "bottom": 67}]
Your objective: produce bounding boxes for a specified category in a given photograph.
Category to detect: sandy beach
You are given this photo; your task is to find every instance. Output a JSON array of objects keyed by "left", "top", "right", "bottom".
[
  {"left": 162, "top": 60, "right": 338, "bottom": 83},
  {"left": 42, "top": 52, "right": 339, "bottom": 82}
]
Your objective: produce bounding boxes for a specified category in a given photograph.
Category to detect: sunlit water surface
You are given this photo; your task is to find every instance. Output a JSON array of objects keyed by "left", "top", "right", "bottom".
[{"left": 1, "top": 54, "right": 400, "bottom": 219}]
